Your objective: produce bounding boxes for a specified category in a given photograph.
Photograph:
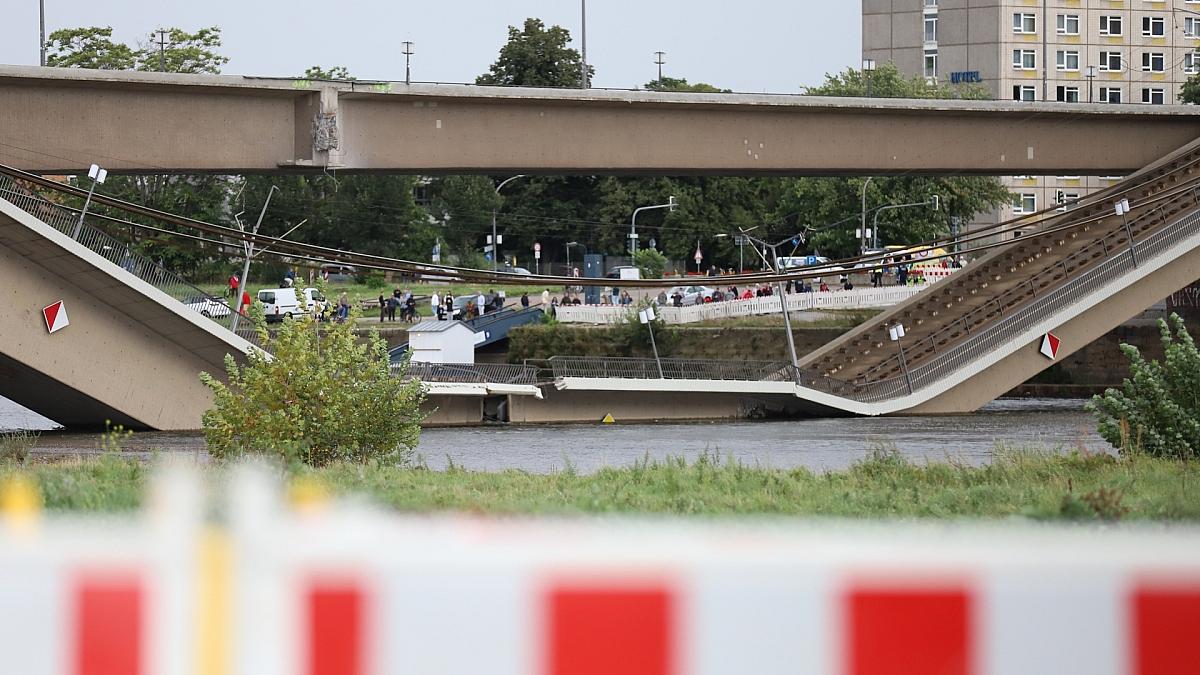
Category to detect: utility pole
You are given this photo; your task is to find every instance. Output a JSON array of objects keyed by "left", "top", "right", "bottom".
[
  {"left": 580, "top": 0, "right": 588, "bottom": 88},
  {"left": 229, "top": 186, "right": 278, "bottom": 334},
  {"left": 154, "top": 29, "right": 168, "bottom": 72},
  {"left": 654, "top": 51, "right": 666, "bottom": 85},
  {"left": 39, "top": 0, "right": 46, "bottom": 66},
  {"left": 402, "top": 41, "right": 414, "bottom": 85}
]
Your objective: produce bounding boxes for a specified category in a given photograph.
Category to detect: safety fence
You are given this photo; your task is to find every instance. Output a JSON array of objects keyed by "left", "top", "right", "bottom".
[
  {"left": 401, "top": 361, "right": 543, "bottom": 385},
  {"left": 544, "top": 356, "right": 799, "bottom": 382},
  {"left": 0, "top": 464, "right": 1196, "bottom": 675},
  {"left": 0, "top": 175, "right": 260, "bottom": 347},
  {"left": 553, "top": 285, "right": 929, "bottom": 325}
]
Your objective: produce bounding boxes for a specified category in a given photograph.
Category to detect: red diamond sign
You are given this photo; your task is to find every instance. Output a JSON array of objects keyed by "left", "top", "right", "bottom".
[
  {"left": 42, "top": 300, "right": 69, "bottom": 334},
  {"left": 1040, "top": 332, "right": 1061, "bottom": 360}
]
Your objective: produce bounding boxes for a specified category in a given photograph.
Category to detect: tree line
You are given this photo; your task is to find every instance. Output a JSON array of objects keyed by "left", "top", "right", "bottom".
[{"left": 43, "top": 20, "right": 1011, "bottom": 278}]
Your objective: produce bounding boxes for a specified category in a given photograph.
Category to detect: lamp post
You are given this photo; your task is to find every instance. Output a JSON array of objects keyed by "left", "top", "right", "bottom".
[
  {"left": 859, "top": 176, "right": 874, "bottom": 256},
  {"left": 580, "top": 0, "right": 588, "bottom": 88},
  {"left": 630, "top": 196, "right": 677, "bottom": 257},
  {"left": 638, "top": 305, "right": 665, "bottom": 379},
  {"left": 492, "top": 175, "right": 526, "bottom": 271},
  {"left": 1115, "top": 198, "right": 1137, "bottom": 267},
  {"left": 565, "top": 241, "right": 586, "bottom": 274},
  {"left": 871, "top": 195, "right": 939, "bottom": 249},
  {"left": 229, "top": 185, "right": 279, "bottom": 334},
  {"left": 402, "top": 41, "right": 414, "bottom": 85},
  {"left": 72, "top": 163, "right": 107, "bottom": 240},
  {"left": 863, "top": 58, "right": 876, "bottom": 98},
  {"left": 717, "top": 229, "right": 804, "bottom": 382},
  {"left": 1085, "top": 65, "right": 1096, "bottom": 103},
  {"left": 39, "top": 0, "right": 46, "bottom": 66},
  {"left": 889, "top": 323, "right": 914, "bottom": 395}
]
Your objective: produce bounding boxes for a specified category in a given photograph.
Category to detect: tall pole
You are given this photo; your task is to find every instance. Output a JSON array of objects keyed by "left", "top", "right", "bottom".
[
  {"left": 39, "top": 0, "right": 46, "bottom": 66},
  {"left": 580, "top": 0, "right": 588, "bottom": 88},
  {"left": 402, "top": 41, "right": 413, "bottom": 85},
  {"left": 655, "top": 51, "right": 665, "bottom": 84},
  {"left": 493, "top": 175, "right": 526, "bottom": 272},
  {"left": 155, "top": 29, "right": 168, "bottom": 72},
  {"left": 860, "top": 176, "right": 873, "bottom": 256},
  {"left": 739, "top": 231, "right": 801, "bottom": 383},
  {"left": 230, "top": 186, "right": 277, "bottom": 334}
]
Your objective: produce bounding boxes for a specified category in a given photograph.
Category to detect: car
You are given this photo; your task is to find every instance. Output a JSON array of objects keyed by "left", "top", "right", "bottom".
[
  {"left": 501, "top": 265, "right": 533, "bottom": 276},
  {"left": 319, "top": 263, "right": 358, "bottom": 284},
  {"left": 258, "top": 287, "right": 327, "bottom": 323},
  {"left": 182, "top": 294, "right": 232, "bottom": 319},
  {"left": 606, "top": 265, "right": 641, "bottom": 280},
  {"left": 665, "top": 285, "right": 715, "bottom": 306}
]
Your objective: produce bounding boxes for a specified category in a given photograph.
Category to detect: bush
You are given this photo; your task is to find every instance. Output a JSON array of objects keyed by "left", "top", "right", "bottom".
[
  {"left": 1088, "top": 313, "right": 1200, "bottom": 459},
  {"left": 199, "top": 307, "right": 425, "bottom": 466},
  {"left": 634, "top": 249, "right": 668, "bottom": 279}
]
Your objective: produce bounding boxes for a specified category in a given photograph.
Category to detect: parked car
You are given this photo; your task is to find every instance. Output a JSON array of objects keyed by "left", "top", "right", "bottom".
[
  {"left": 665, "top": 285, "right": 715, "bottom": 306},
  {"left": 182, "top": 294, "right": 232, "bottom": 319},
  {"left": 258, "top": 287, "right": 327, "bottom": 322},
  {"left": 606, "top": 265, "right": 641, "bottom": 280},
  {"left": 319, "top": 263, "right": 358, "bottom": 283},
  {"left": 501, "top": 265, "right": 532, "bottom": 276}
]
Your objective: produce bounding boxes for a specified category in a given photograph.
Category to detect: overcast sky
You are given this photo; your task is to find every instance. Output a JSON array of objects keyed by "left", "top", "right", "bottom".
[{"left": 2, "top": 1, "right": 861, "bottom": 92}]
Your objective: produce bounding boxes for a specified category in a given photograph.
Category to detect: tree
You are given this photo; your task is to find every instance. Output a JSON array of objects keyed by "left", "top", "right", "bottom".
[
  {"left": 633, "top": 249, "right": 668, "bottom": 279},
  {"left": 476, "top": 18, "right": 592, "bottom": 87},
  {"left": 201, "top": 307, "right": 425, "bottom": 466},
  {"left": 45, "top": 27, "right": 136, "bottom": 70},
  {"left": 45, "top": 25, "right": 228, "bottom": 73},
  {"left": 138, "top": 27, "right": 228, "bottom": 74},
  {"left": 644, "top": 77, "right": 730, "bottom": 93},
  {"left": 1181, "top": 74, "right": 1200, "bottom": 104},
  {"left": 806, "top": 62, "right": 990, "bottom": 100},
  {"left": 1088, "top": 314, "right": 1200, "bottom": 459},
  {"left": 305, "top": 65, "right": 354, "bottom": 80}
]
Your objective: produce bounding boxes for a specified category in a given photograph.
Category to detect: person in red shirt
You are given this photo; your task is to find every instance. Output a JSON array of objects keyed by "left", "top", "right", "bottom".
[
  {"left": 241, "top": 290, "right": 251, "bottom": 315},
  {"left": 228, "top": 273, "right": 239, "bottom": 298}
]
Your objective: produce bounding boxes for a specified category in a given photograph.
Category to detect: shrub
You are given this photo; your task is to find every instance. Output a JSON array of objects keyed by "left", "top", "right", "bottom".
[
  {"left": 633, "top": 249, "right": 668, "bottom": 279},
  {"left": 0, "top": 430, "right": 38, "bottom": 464},
  {"left": 200, "top": 307, "right": 425, "bottom": 466},
  {"left": 1088, "top": 314, "right": 1200, "bottom": 459}
]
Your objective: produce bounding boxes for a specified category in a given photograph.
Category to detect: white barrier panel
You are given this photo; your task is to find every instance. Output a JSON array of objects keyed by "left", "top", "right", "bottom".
[
  {"left": 3, "top": 465, "right": 1199, "bottom": 675},
  {"left": 554, "top": 285, "right": 932, "bottom": 325}
]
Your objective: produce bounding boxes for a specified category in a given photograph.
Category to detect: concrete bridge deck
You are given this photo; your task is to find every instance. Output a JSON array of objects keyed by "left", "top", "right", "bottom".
[{"left": 2, "top": 65, "right": 1199, "bottom": 175}]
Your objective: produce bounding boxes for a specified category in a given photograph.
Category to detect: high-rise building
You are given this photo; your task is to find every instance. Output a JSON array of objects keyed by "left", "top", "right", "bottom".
[{"left": 863, "top": 0, "right": 1198, "bottom": 226}]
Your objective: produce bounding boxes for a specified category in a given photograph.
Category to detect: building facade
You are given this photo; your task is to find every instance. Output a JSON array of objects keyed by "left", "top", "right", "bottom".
[{"left": 863, "top": 0, "right": 1199, "bottom": 223}]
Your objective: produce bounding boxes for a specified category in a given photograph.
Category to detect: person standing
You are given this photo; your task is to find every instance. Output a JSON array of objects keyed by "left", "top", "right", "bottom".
[
  {"left": 378, "top": 293, "right": 387, "bottom": 322},
  {"left": 520, "top": 292, "right": 530, "bottom": 308},
  {"left": 337, "top": 292, "right": 350, "bottom": 322},
  {"left": 430, "top": 291, "right": 440, "bottom": 317},
  {"left": 541, "top": 288, "right": 550, "bottom": 307},
  {"left": 228, "top": 273, "right": 240, "bottom": 299},
  {"left": 444, "top": 291, "right": 455, "bottom": 320}
]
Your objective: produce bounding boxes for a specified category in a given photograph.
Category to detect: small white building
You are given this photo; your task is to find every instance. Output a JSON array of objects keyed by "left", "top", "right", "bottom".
[{"left": 407, "top": 321, "right": 481, "bottom": 364}]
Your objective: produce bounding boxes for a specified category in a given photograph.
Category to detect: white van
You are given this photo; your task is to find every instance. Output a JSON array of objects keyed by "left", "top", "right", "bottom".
[{"left": 258, "top": 287, "right": 326, "bottom": 322}]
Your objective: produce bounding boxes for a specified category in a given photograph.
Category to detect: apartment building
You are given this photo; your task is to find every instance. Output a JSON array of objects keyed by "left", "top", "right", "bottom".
[{"left": 863, "top": 0, "right": 1199, "bottom": 225}]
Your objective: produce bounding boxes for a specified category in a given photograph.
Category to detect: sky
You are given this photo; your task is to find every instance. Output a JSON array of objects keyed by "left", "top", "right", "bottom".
[{"left": 1, "top": 0, "right": 861, "bottom": 92}]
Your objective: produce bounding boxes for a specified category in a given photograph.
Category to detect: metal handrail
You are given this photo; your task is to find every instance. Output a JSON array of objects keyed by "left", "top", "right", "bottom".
[
  {"left": 0, "top": 175, "right": 261, "bottom": 347},
  {"left": 400, "top": 362, "right": 543, "bottom": 385}
]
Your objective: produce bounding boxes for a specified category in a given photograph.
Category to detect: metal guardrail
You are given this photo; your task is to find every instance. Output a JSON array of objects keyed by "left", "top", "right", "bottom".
[
  {"left": 546, "top": 356, "right": 801, "bottom": 382},
  {"left": 401, "top": 362, "right": 543, "bottom": 385},
  {"left": 0, "top": 176, "right": 261, "bottom": 347}
]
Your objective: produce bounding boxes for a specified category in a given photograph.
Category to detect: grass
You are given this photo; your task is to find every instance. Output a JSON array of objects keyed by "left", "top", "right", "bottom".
[
  {"left": 0, "top": 431, "right": 38, "bottom": 463},
  {"left": 4, "top": 448, "right": 1198, "bottom": 520}
]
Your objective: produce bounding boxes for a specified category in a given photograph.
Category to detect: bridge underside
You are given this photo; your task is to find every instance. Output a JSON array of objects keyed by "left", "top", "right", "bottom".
[{"left": 1, "top": 66, "right": 1199, "bottom": 175}]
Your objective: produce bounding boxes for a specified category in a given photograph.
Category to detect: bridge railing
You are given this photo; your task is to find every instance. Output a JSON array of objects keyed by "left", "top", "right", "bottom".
[
  {"left": 837, "top": 206, "right": 1200, "bottom": 403},
  {"left": 545, "top": 356, "right": 803, "bottom": 382},
  {"left": 399, "top": 361, "right": 543, "bottom": 385},
  {"left": 0, "top": 175, "right": 260, "bottom": 346}
]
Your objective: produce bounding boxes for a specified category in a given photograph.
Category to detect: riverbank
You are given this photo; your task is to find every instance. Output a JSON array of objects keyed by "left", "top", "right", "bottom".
[{"left": 5, "top": 449, "right": 1196, "bottom": 520}]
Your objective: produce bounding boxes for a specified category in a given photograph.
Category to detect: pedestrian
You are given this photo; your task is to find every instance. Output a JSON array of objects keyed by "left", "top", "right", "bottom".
[
  {"left": 228, "top": 273, "right": 240, "bottom": 298},
  {"left": 387, "top": 295, "right": 398, "bottom": 321},
  {"left": 378, "top": 293, "right": 387, "bottom": 322},
  {"left": 478, "top": 290, "right": 487, "bottom": 314},
  {"left": 240, "top": 289, "right": 251, "bottom": 315},
  {"left": 337, "top": 292, "right": 350, "bottom": 322},
  {"left": 444, "top": 292, "right": 455, "bottom": 320},
  {"left": 404, "top": 296, "right": 417, "bottom": 322},
  {"left": 520, "top": 292, "right": 530, "bottom": 308},
  {"left": 541, "top": 288, "right": 550, "bottom": 307},
  {"left": 430, "top": 291, "right": 441, "bottom": 316},
  {"left": 657, "top": 290, "right": 668, "bottom": 305}
]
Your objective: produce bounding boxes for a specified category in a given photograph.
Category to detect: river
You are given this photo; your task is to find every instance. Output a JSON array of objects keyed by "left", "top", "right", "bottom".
[{"left": 0, "top": 396, "right": 1110, "bottom": 473}]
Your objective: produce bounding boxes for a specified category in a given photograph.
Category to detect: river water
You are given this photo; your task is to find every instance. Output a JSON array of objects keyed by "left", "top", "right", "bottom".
[{"left": 0, "top": 396, "right": 1109, "bottom": 473}]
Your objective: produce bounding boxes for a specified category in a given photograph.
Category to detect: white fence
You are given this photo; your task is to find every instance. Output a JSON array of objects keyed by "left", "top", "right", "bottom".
[
  {"left": 1, "top": 464, "right": 1198, "bottom": 675},
  {"left": 554, "top": 285, "right": 929, "bottom": 325}
]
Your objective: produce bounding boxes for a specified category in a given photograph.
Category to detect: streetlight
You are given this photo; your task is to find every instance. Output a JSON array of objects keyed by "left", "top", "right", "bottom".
[
  {"left": 638, "top": 305, "right": 665, "bottom": 379},
  {"left": 859, "top": 176, "right": 874, "bottom": 255},
  {"left": 229, "top": 185, "right": 279, "bottom": 334},
  {"left": 580, "top": 0, "right": 588, "bottom": 89},
  {"left": 1115, "top": 198, "right": 1137, "bottom": 267},
  {"left": 889, "top": 323, "right": 913, "bottom": 395},
  {"left": 863, "top": 58, "right": 877, "bottom": 97},
  {"left": 716, "top": 229, "right": 804, "bottom": 382},
  {"left": 1085, "top": 65, "right": 1096, "bottom": 103},
  {"left": 402, "top": 41, "right": 414, "bottom": 85},
  {"left": 72, "top": 163, "right": 107, "bottom": 240},
  {"left": 871, "top": 194, "right": 939, "bottom": 249},
  {"left": 565, "top": 241, "right": 587, "bottom": 273},
  {"left": 492, "top": 175, "right": 526, "bottom": 271},
  {"left": 630, "top": 196, "right": 677, "bottom": 257},
  {"left": 39, "top": 0, "right": 46, "bottom": 67}
]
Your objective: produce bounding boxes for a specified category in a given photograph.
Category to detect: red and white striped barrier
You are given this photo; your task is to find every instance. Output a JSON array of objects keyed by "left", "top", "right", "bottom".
[{"left": 2, "top": 466, "right": 1198, "bottom": 675}]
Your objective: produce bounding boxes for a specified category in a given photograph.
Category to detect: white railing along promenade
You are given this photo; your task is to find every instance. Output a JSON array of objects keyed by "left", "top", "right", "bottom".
[{"left": 553, "top": 284, "right": 934, "bottom": 325}]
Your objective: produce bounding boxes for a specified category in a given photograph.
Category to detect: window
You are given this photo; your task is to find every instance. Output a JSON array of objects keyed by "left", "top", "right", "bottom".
[
  {"left": 924, "top": 0, "right": 937, "bottom": 6},
  {"left": 1142, "top": 52, "right": 1165, "bottom": 72},
  {"left": 1012, "top": 193, "right": 1037, "bottom": 214},
  {"left": 1142, "top": 16, "right": 1165, "bottom": 37},
  {"left": 1013, "top": 13, "right": 1037, "bottom": 34},
  {"left": 1186, "top": 17, "right": 1200, "bottom": 37},
  {"left": 924, "top": 16, "right": 938, "bottom": 42},
  {"left": 1099, "top": 15, "right": 1123, "bottom": 36},
  {"left": 1057, "top": 14, "right": 1080, "bottom": 36},
  {"left": 1100, "top": 87, "right": 1122, "bottom": 104},
  {"left": 923, "top": 50, "right": 938, "bottom": 78},
  {"left": 1142, "top": 87, "right": 1165, "bottom": 104},
  {"left": 1012, "top": 85, "right": 1036, "bottom": 102},
  {"left": 1056, "top": 86, "right": 1080, "bottom": 102},
  {"left": 1186, "top": 52, "right": 1200, "bottom": 74},
  {"left": 1013, "top": 49, "right": 1037, "bottom": 70},
  {"left": 1056, "top": 50, "right": 1080, "bottom": 71},
  {"left": 1099, "top": 51, "right": 1122, "bottom": 72},
  {"left": 1055, "top": 191, "right": 1079, "bottom": 212}
]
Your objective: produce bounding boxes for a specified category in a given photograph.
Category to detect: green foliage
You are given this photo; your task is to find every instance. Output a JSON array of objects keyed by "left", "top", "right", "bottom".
[
  {"left": 476, "top": 18, "right": 592, "bottom": 87},
  {"left": 1181, "top": 74, "right": 1200, "bottom": 104},
  {"left": 199, "top": 310, "right": 426, "bottom": 467},
  {"left": 645, "top": 77, "right": 730, "bottom": 93},
  {"left": 0, "top": 431, "right": 38, "bottom": 464},
  {"left": 305, "top": 65, "right": 354, "bottom": 80},
  {"left": 609, "top": 300, "right": 677, "bottom": 357},
  {"left": 806, "top": 62, "right": 990, "bottom": 100},
  {"left": 45, "top": 27, "right": 137, "bottom": 70},
  {"left": 1088, "top": 314, "right": 1200, "bottom": 459},
  {"left": 45, "top": 25, "right": 228, "bottom": 73},
  {"left": 633, "top": 248, "right": 668, "bottom": 279}
]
